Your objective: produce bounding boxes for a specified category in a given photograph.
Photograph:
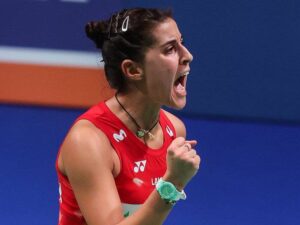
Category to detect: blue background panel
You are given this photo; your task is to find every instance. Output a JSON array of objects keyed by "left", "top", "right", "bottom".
[{"left": 0, "top": 0, "right": 122, "bottom": 51}]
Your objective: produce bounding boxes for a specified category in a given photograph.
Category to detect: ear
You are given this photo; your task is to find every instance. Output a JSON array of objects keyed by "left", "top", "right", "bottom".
[{"left": 121, "top": 59, "right": 143, "bottom": 81}]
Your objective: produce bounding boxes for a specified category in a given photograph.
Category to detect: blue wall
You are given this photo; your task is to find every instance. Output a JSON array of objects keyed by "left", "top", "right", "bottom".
[
  {"left": 0, "top": 0, "right": 122, "bottom": 51},
  {"left": 1, "top": 0, "right": 299, "bottom": 123}
]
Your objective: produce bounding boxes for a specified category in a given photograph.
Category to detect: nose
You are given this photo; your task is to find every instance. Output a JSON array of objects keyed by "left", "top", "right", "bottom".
[{"left": 180, "top": 45, "right": 193, "bottom": 65}]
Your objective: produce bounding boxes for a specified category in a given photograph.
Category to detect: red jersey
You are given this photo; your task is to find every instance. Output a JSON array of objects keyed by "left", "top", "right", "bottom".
[{"left": 56, "top": 101, "right": 176, "bottom": 225}]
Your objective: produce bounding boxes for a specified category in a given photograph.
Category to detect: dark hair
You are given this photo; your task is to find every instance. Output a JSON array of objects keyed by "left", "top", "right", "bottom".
[{"left": 85, "top": 8, "right": 173, "bottom": 91}]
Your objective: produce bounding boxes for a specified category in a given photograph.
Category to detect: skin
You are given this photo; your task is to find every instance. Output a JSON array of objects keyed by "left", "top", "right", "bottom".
[{"left": 57, "top": 18, "right": 200, "bottom": 225}]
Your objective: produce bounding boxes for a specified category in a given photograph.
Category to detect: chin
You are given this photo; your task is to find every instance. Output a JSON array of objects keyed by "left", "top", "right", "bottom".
[{"left": 167, "top": 98, "right": 187, "bottom": 110}]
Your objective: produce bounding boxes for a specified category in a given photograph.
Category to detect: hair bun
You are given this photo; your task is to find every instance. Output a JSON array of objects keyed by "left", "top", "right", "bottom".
[{"left": 85, "top": 21, "right": 108, "bottom": 49}]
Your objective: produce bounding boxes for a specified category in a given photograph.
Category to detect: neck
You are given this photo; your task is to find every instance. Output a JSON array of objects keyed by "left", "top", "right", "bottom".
[{"left": 110, "top": 91, "right": 161, "bottom": 137}]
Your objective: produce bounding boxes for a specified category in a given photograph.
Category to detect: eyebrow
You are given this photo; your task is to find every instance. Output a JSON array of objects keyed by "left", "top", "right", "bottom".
[{"left": 159, "top": 36, "right": 183, "bottom": 48}]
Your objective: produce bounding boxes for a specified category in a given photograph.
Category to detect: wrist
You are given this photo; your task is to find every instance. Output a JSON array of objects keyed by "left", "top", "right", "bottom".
[
  {"left": 162, "top": 174, "right": 185, "bottom": 191},
  {"left": 156, "top": 178, "right": 187, "bottom": 205}
]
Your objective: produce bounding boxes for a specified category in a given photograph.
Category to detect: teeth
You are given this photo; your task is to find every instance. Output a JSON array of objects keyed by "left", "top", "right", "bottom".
[{"left": 181, "top": 72, "right": 189, "bottom": 77}]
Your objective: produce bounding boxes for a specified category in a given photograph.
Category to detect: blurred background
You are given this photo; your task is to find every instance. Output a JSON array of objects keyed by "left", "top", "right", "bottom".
[{"left": 0, "top": 0, "right": 299, "bottom": 224}]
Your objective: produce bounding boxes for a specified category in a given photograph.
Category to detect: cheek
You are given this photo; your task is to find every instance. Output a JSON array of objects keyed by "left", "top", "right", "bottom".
[
  {"left": 147, "top": 63, "right": 174, "bottom": 86},
  {"left": 146, "top": 69, "right": 175, "bottom": 100},
  {"left": 144, "top": 55, "right": 179, "bottom": 95}
]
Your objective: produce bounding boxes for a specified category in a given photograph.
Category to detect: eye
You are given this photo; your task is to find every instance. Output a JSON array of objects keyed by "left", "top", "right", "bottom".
[{"left": 165, "top": 44, "right": 176, "bottom": 54}]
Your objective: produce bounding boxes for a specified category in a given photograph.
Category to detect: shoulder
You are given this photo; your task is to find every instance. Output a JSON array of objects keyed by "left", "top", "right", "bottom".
[
  {"left": 58, "top": 120, "right": 125, "bottom": 223},
  {"left": 59, "top": 119, "right": 114, "bottom": 177},
  {"left": 161, "top": 109, "right": 186, "bottom": 138}
]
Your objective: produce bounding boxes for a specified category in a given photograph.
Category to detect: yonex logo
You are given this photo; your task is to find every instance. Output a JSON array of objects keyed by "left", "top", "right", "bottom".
[
  {"left": 133, "top": 160, "right": 147, "bottom": 173},
  {"left": 113, "top": 129, "right": 127, "bottom": 142}
]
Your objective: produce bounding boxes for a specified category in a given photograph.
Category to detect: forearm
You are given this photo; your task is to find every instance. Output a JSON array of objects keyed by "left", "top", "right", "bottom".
[{"left": 117, "top": 190, "right": 173, "bottom": 225}]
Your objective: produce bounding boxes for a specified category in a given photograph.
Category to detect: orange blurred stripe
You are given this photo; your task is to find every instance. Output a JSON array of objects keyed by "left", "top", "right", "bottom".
[{"left": 0, "top": 62, "right": 115, "bottom": 108}]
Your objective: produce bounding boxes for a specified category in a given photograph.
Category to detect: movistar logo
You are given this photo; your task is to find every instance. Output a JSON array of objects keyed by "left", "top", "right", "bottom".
[{"left": 113, "top": 129, "right": 127, "bottom": 142}]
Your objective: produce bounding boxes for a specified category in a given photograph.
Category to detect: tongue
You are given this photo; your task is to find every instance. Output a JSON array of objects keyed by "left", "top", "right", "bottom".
[{"left": 174, "top": 82, "right": 186, "bottom": 96}]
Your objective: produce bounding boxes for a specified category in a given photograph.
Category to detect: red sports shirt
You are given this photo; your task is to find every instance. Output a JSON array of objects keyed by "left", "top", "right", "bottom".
[{"left": 56, "top": 101, "right": 176, "bottom": 225}]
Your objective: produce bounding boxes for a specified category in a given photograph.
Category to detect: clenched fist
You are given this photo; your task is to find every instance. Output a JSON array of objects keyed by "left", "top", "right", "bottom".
[{"left": 163, "top": 137, "right": 201, "bottom": 190}]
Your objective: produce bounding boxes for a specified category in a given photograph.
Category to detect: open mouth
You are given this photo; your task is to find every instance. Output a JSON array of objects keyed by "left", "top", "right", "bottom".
[
  {"left": 173, "top": 72, "right": 189, "bottom": 96},
  {"left": 174, "top": 72, "right": 189, "bottom": 87},
  {"left": 174, "top": 75, "right": 185, "bottom": 87}
]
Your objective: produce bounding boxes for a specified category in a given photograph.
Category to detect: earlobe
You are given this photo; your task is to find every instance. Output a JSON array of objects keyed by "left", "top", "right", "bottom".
[{"left": 121, "top": 59, "right": 143, "bottom": 81}]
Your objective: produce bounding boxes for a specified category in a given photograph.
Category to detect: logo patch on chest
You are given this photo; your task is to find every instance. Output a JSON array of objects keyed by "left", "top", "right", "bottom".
[
  {"left": 133, "top": 160, "right": 147, "bottom": 173},
  {"left": 113, "top": 129, "right": 127, "bottom": 142}
]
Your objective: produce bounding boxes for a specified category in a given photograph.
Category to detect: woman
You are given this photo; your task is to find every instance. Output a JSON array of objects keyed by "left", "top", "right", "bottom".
[{"left": 56, "top": 7, "right": 201, "bottom": 225}]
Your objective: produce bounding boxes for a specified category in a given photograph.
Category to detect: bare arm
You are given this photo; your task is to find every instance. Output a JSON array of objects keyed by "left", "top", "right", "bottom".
[
  {"left": 60, "top": 120, "right": 124, "bottom": 224},
  {"left": 60, "top": 118, "right": 200, "bottom": 225}
]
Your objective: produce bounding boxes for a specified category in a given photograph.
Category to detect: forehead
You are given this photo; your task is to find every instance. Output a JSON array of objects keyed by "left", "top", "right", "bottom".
[{"left": 151, "top": 18, "right": 181, "bottom": 46}]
